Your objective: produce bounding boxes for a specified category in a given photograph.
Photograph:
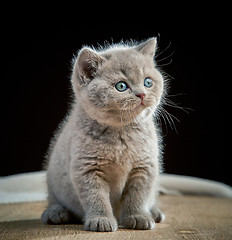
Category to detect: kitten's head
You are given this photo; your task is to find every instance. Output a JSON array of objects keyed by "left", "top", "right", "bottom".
[{"left": 71, "top": 38, "right": 164, "bottom": 127}]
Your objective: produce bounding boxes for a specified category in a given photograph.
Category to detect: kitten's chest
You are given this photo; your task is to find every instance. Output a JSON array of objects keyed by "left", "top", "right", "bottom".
[
  {"left": 73, "top": 122, "right": 159, "bottom": 202},
  {"left": 75, "top": 121, "right": 159, "bottom": 170},
  {"left": 99, "top": 124, "right": 158, "bottom": 164},
  {"left": 99, "top": 126, "right": 159, "bottom": 201}
]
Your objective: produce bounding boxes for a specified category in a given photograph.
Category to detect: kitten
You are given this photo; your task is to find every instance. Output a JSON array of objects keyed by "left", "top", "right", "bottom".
[{"left": 42, "top": 38, "right": 166, "bottom": 231}]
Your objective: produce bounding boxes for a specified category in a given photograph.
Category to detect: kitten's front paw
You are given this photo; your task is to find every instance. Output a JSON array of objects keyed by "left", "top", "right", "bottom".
[
  {"left": 41, "top": 204, "right": 71, "bottom": 225},
  {"left": 121, "top": 214, "right": 155, "bottom": 230},
  {"left": 150, "top": 208, "right": 165, "bottom": 223},
  {"left": 84, "top": 216, "right": 118, "bottom": 232}
]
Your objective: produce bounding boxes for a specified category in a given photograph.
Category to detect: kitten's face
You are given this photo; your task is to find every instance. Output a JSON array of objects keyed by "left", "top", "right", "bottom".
[{"left": 72, "top": 38, "right": 164, "bottom": 127}]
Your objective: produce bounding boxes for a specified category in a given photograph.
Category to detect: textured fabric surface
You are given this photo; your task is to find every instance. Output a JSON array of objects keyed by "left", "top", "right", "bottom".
[{"left": 0, "top": 195, "right": 232, "bottom": 239}]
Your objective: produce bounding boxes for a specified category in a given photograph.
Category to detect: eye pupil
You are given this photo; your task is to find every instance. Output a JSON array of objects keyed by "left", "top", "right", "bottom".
[
  {"left": 144, "top": 78, "right": 153, "bottom": 88},
  {"left": 115, "top": 81, "right": 128, "bottom": 92}
]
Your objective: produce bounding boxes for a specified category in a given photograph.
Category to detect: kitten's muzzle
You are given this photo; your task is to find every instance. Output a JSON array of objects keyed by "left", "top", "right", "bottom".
[{"left": 135, "top": 93, "right": 146, "bottom": 105}]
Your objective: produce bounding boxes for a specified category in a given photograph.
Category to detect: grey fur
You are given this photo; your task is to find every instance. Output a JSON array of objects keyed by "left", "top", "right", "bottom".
[{"left": 42, "top": 38, "right": 165, "bottom": 231}]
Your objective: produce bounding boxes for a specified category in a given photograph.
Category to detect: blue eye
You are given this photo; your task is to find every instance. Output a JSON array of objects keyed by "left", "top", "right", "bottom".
[
  {"left": 144, "top": 78, "right": 153, "bottom": 88},
  {"left": 115, "top": 81, "right": 128, "bottom": 92}
]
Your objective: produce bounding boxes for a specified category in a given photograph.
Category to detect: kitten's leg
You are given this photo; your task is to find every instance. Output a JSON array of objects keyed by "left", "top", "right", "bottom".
[
  {"left": 71, "top": 168, "right": 118, "bottom": 232},
  {"left": 120, "top": 167, "right": 160, "bottom": 230},
  {"left": 41, "top": 189, "right": 72, "bottom": 224}
]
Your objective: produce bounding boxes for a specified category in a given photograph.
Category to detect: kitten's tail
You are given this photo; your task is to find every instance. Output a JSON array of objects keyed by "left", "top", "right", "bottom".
[{"left": 159, "top": 174, "right": 232, "bottom": 198}]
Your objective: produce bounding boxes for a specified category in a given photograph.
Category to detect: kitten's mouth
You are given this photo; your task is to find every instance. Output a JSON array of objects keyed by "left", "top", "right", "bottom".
[{"left": 135, "top": 100, "right": 148, "bottom": 109}]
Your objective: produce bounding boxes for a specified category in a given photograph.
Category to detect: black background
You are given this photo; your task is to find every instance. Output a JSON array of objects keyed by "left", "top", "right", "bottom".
[{"left": 1, "top": 14, "right": 229, "bottom": 185}]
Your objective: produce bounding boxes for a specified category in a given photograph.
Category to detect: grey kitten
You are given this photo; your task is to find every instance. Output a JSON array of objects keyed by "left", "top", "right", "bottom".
[{"left": 42, "top": 38, "right": 166, "bottom": 231}]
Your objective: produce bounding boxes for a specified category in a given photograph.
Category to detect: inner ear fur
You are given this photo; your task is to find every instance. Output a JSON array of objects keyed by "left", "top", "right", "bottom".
[
  {"left": 77, "top": 48, "right": 105, "bottom": 82},
  {"left": 136, "top": 37, "right": 157, "bottom": 57}
]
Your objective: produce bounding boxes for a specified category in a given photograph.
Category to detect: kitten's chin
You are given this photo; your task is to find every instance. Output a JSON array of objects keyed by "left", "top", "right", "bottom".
[{"left": 85, "top": 104, "right": 153, "bottom": 128}]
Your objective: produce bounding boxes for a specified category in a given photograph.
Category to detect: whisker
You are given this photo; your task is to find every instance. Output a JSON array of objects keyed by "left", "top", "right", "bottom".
[
  {"left": 155, "top": 41, "right": 172, "bottom": 59},
  {"left": 166, "top": 93, "right": 185, "bottom": 97},
  {"left": 148, "top": 107, "right": 155, "bottom": 116},
  {"left": 153, "top": 110, "right": 163, "bottom": 132},
  {"left": 131, "top": 109, "right": 140, "bottom": 126},
  {"left": 162, "top": 106, "right": 180, "bottom": 122},
  {"left": 156, "top": 49, "right": 175, "bottom": 63},
  {"left": 163, "top": 97, "right": 194, "bottom": 113},
  {"left": 156, "top": 59, "right": 173, "bottom": 68},
  {"left": 162, "top": 71, "right": 175, "bottom": 80},
  {"left": 160, "top": 106, "right": 179, "bottom": 134},
  {"left": 157, "top": 108, "right": 169, "bottom": 135},
  {"left": 149, "top": 107, "right": 163, "bottom": 131}
]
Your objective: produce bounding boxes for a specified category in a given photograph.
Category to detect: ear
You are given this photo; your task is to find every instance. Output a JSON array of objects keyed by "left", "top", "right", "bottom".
[
  {"left": 136, "top": 37, "right": 157, "bottom": 57},
  {"left": 76, "top": 47, "right": 105, "bottom": 83}
]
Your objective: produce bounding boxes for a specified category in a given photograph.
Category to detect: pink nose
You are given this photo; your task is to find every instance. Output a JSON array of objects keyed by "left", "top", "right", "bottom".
[
  {"left": 136, "top": 93, "right": 146, "bottom": 104},
  {"left": 136, "top": 93, "right": 146, "bottom": 101}
]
